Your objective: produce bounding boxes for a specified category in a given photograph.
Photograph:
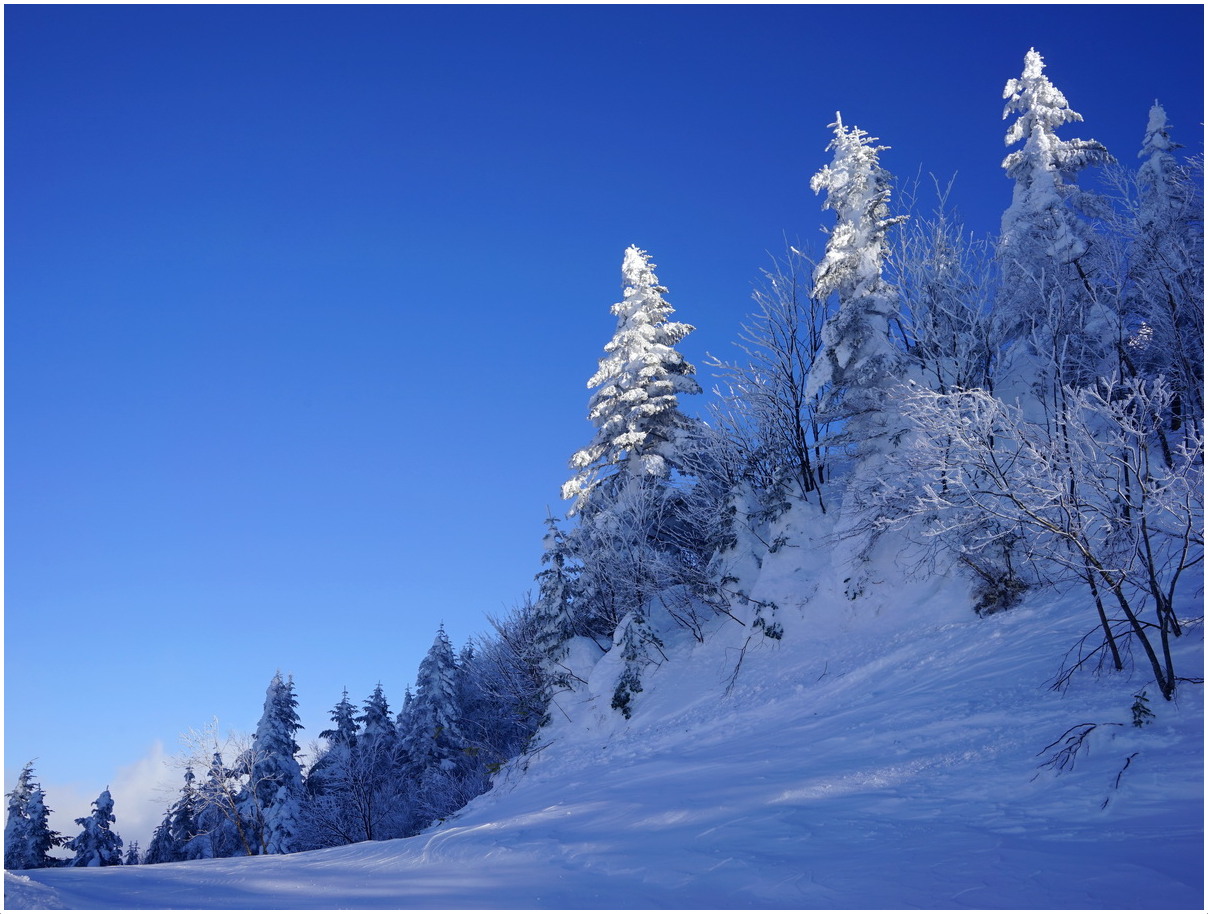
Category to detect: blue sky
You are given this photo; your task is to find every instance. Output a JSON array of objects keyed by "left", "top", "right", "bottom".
[{"left": 5, "top": 4, "right": 1203, "bottom": 848}]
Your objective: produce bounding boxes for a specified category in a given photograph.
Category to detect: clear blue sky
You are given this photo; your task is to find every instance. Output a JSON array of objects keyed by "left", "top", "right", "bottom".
[{"left": 5, "top": 4, "right": 1203, "bottom": 849}]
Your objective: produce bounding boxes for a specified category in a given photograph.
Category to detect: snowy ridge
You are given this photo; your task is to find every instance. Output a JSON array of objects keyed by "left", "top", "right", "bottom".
[{"left": 6, "top": 515, "right": 1203, "bottom": 909}]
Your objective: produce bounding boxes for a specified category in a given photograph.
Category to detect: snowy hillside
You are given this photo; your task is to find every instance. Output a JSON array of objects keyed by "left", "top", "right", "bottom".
[{"left": 6, "top": 514, "right": 1203, "bottom": 909}]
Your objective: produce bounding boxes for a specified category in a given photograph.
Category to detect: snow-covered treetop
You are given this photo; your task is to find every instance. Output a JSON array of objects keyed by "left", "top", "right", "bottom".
[
  {"left": 1002, "top": 49, "right": 1085, "bottom": 164},
  {"left": 563, "top": 245, "right": 701, "bottom": 511},
  {"left": 999, "top": 47, "right": 1111, "bottom": 262},
  {"left": 1137, "top": 102, "right": 1183, "bottom": 211},
  {"left": 1140, "top": 102, "right": 1178, "bottom": 158},
  {"left": 809, "top": 113, "right": 906, "bottom": 306},
  {"left": 805, "top": 113, "right": 907, "bottom": 406}
]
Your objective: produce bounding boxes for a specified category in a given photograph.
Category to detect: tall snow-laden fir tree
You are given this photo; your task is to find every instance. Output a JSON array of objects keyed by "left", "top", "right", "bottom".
[
  {"left": 999, "top": 48, "right": 1111, "bottom": 283},
  {"left": 65, "top": 788, "right": 123, "bottom": 867},
  {"left": 4, "top": 763, "right": 63, "bottom": 870},
  {"left": 1126, "top": 102, "right": 1204, "bottom": 434},
  {"left": 806, "top": 112, "right": 909, "bottom": 459},
  {"left": 246, "top": 672, "right": 305, "bottom": 855},
  {"left": 562, "top": 245, "right": 701, "bottom": 513},
  {"left": 997, "top": 47, "right": 1114, "bottom": 393}
]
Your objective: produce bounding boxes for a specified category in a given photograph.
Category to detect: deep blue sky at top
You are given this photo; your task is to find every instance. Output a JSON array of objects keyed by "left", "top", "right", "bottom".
[{"left": 5, "top": 4, "right": 1203, "bottom": 843}]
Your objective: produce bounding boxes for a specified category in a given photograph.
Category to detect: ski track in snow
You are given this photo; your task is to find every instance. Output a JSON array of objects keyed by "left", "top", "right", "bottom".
[{"left": 6, "top": 533, "right": 1203, "bottom": 910}]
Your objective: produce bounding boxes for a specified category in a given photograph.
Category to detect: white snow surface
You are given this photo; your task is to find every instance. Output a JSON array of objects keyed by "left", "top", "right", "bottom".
[{"left": 6, "top": 516, "right": 1204, "bottom": 909}]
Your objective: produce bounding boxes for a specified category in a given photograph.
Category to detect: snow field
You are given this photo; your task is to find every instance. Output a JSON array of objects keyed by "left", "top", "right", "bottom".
[{"left": 7, "top": 514, "right": 1203, "bottom": 909}]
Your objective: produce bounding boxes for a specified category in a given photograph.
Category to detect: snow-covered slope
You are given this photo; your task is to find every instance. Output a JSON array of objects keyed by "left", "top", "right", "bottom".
[{"left": 6, "top": 518, "right": 1203, "bottom": 909}]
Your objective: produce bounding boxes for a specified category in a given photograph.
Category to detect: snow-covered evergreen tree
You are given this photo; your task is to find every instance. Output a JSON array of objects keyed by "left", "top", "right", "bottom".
[
  {"left": 168, "top": 767, "right": 201, "bottom": 859},
  {"left": 402, "top": 627, "right": 467, "bottom": 776},
  {"left": 357, "top": 683, "right": 402, "bottom": 779},
  {"left": 124, "top": 841, "right": 141, "bottom": 866},
  {"left": 308, "top": 689, "right": 359, "bottom": 798},
  {"left": 65, "top": 788, "right": 123, "bottom": 867},
  {"left": 324, "top": 689, "right": 360, "bottom": 749},
  {"left": 4, "top": 763, "right": 63, "bottom": 870},
  {"left": 143, "top": 766, "right": 205, "bottom": 864},
  {"left": 1125, "top": 102, "right": 1204, "bottom": 435},
  {"left": 562, "top": 245, "right": 701, "bottom": 513},
  {"left": 531, "top": 512, "right": 581, "bottom": 684},
  {"left": 997, "top": 48, "right": 1114, "bottom": 394},
  {"left": 142, "top": 818, "right": 175, "bottom": 865},
  {"left": 5, "top": 763, "right": 37, "bottom": 870},
  {"left": 806, "top": 112, "right": 909, "bottom": 459},
  {"left": 245, "top": 672, "right": 305, "bottom": 855}
]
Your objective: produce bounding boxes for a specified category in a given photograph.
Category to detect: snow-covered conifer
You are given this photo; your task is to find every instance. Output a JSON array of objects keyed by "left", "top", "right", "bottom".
[
  {"left": 563, "top": 246, "right": 701, "bottom": 513},
  {"left": 532, "top": 512, "right": 581, "bottom": 681},
  {"left": 142, "top": 818, "right": 175, "bottom": 865},
  {"left": 65, "top": 788, "right": 123, "bottom": 867},
  {"left": 4, "top": 763, "right": 63, "bottom": 870},
  {"left": 997, "top": 48, "right": 1112, "bottom": 338},
  {"left": 402, "top": 628, "right": 467, "bottom": 776},
  {"left": 1125, "top": 102, "right": 1204, "bottom": 433},
  {"left": 168, "top": 767, "right": 201, "bottom": 858},
  {"left": 246, "top": 672, "right": 305, "bottom": 855},
  {"left": 124, "top": 841, "right": 141, "bottom": 866},
  {"left": 806, "top": 113, "right": 909, "bottom": 458},
  {"left": 308, "top": 689, "right": 359, "bottom": 797},
  {"left": 356, "top": 683, "right": 401, "bottom": 777}
]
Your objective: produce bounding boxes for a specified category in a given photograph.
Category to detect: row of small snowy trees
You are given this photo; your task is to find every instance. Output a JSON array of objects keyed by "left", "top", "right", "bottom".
[
  {"left": 6, "top": 47, "right": 1201, "bottom": 868},
  {"left": 5, "top": 765, "right": 130, "bottom": 869},
  {"left": 137, "top": 620, "right": 544, "bottom": 864}
]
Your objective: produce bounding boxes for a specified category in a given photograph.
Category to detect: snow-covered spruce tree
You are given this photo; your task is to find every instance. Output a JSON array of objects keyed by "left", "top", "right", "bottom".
[
  {"left": 997, "top": 48, "right": 1114, "bottom": 398},
  {"left": 65, "top": 788, "right": 123, "bottom": 867},
  {"left": 4, "top": 762, "right": 38, "bottom": 870},
  {"left": 1124, "top": 102, "right": 1204, "bottom": 438},
  {"left": 802, "top": 113, "right": 912, "bottom": 599},
  {"left": 562, "top": 245, "right": 702, "bottom": 513},
  {"left": 124, "top": 841, "right": 141, "bottom": 866},
  {"left": 402, "top": 628, "right": 467, "bottom": 779},
  {"left": 4, "top": 762, "right": 63, "bottom": 870},
  {"left": 307, "top": 688, "right": 358, "bottom": 798},
  {"left": 142, "top": 816, "right": 177, "bottom": 865},
  {"left": 356, "top": 683, "right": 402, "bottom": 778},
  {"left": 144, "top": 766, "right": 205, "bottom": 863},
  {"left": 168, "top": 767, "right": 202, "bottom": 859},
  {"left": 559, "top": 248, "right": 720, "bottom": 717},
  {"left": 806, "top": 113, "right": 909, "bottom": 462},
  {"left": 531, "top": 512, "right": 582, "bottom": 689},
  {"left": 244, "top": 672, "right": 305, "bottom": 855},
  {"left": 403, "top": 627, "right": 488, "bottom": 826}
]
